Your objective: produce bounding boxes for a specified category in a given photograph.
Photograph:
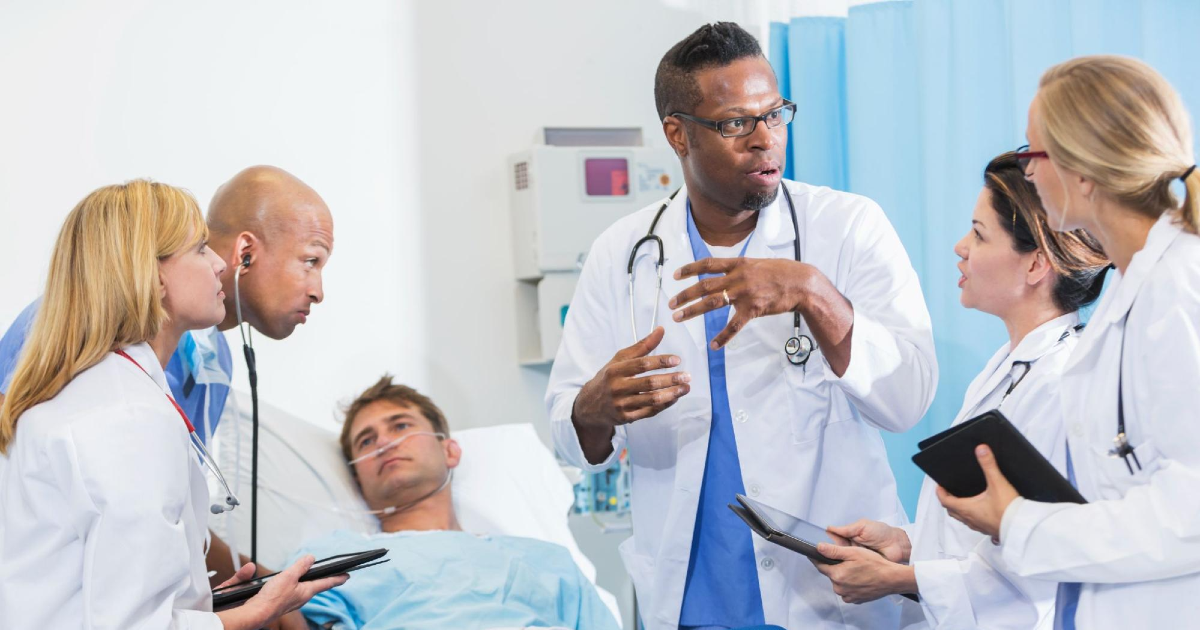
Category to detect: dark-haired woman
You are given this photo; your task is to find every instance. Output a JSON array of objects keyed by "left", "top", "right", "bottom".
[{"left": 809, "top": 152, "right": 1109, "bottom": 630}]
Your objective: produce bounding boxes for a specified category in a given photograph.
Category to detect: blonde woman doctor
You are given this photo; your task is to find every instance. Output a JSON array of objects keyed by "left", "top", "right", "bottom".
[
  {"left": 941, "top": 55, "right": 1200, "bottom": 630},
  {"left": 0, "top": 181, "right": 344, "bottom": 629},
  {"left": 812, "top": 152, "right": 1109, "bottom": 629}
]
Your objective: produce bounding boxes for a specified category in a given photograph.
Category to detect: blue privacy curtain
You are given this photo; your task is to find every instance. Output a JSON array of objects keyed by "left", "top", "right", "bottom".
[{"left": 770, "top": 0, "right": 1200, "bottom": 515}]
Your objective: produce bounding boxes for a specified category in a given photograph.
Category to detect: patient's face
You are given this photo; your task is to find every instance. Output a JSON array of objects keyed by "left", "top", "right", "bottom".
[{"left": 347, "top": 401, "right": 458, "bottom": 508}]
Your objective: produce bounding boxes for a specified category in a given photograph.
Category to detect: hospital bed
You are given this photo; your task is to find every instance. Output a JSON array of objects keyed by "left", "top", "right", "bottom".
[{"left": 208, "top": 393, "right": 623, "bottom": 627}]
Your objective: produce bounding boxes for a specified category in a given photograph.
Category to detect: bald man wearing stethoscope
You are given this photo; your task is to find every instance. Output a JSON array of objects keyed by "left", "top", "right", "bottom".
[{"left": 545, "top": 23, "right": 936, "bottom": 630}]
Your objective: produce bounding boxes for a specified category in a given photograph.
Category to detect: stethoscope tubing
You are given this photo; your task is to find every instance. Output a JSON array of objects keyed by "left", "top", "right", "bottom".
[{"left": 626, "top": 184, "right": 813, "bottom": 364}]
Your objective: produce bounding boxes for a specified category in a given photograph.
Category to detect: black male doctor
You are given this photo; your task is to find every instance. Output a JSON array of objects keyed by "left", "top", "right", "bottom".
[{"left": 546, "top": 23, "right": 936, "bottom": 630}]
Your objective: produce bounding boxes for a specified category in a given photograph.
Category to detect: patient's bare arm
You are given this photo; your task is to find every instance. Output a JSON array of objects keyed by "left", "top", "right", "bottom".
[{"left": 207, "top": 531, "right": 275, "bottom": 587}]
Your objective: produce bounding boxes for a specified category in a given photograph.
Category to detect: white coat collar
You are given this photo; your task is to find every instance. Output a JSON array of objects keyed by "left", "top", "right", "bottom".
[
  {"left": 115, "top": 341, "right": 171, "bottom": 394},
  {"left": 758, "top": 183, "right": 800, "bottom": 248},
  {"left": 646, "top": 183, "right": 799, "bottom": 350},
  {"left": 1009, "top": 311, "right": 1082, "bottom": 363},
  {"left": 960, "top": 312, "right": 1080, "bottom": 417},
  {"left": 1092, "top": 211, "right": 1184, "bottom": 329}
]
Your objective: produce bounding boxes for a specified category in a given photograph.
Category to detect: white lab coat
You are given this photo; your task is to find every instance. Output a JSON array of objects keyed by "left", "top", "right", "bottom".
[
  {"left": 546, "top": 181, "right": 938, "bottom": 630},
  {"left": 0, "top": 343, "right": 221, "bottom": 630},
  {"left": 906, "top": 313, "right": 1079, "bottom": 630},
  {"left": 998, "top": 212, "right": 1200, "bottom": 628}
]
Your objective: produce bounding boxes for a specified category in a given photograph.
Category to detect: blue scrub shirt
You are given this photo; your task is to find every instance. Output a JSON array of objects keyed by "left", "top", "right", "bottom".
[
  {"left": 0, "top": 298, "right": 232, "bottom": 444},
  {"left": 1054, "top": 444, "right": 1081, "bottom": 630},
  {"left": 678, "top": 204, "right": 766, "bottom": 629}
]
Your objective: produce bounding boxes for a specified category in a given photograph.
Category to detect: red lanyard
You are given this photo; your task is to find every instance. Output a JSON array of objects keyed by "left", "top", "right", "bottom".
[{"left": 114, "top": 349, "right": 196, "bottom": 433}]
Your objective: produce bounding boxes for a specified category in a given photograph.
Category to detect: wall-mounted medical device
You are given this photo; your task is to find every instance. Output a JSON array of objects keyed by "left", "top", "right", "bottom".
[
  {"left": 571, "top": 448, "right": 633, "bottom": 533},
  {"left": 511, "top": 127, "right": 683, "bottom": 366}
]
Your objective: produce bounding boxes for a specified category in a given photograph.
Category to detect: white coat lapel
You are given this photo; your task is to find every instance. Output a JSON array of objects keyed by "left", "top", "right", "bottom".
[
  {"left": 1065, "top": 214, "right": 1182, "bottom": 374},
  {"left": 1092, "top": 214, "right": 1182, "bottom": 329},
  {"left": 744, "top": 188, "right": 792, "bottom": 260},
  {"left": 957, "top": 345, "right": 1011, "bottom": 420},
  {"left": 655, "top": 184, "right": 794, "bottom": 351}
]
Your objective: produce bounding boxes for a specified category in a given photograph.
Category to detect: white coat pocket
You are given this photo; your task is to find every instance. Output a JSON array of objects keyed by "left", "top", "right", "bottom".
[
  {"left": 779, "top": 349, "right": 850, "bottom": 445},
  {"left": 1088, "top": 439, "right": 1162, "bottom": 498}
]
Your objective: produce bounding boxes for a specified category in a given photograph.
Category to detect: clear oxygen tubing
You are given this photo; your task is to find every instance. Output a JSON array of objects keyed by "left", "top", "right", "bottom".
[{"left": 256, "top": 432, "right": 455, "bottom": 521}]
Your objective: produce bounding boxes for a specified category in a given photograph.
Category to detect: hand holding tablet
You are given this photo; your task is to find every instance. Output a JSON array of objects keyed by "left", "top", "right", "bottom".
[{"left": 212, "top": 548, "right": 389, "bottom": 609}]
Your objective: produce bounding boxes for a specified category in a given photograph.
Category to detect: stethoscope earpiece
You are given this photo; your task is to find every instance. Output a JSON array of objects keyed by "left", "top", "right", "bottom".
[{"left": 210, "top": 495, "right": 240, "bottom": 515}]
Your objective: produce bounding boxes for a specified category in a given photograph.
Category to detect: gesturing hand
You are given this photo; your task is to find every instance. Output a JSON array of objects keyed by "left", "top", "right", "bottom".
[
  {"left": 573, "top": 327, "right": 692, "bottom": 429},
  {"left": 669, "top": 257, "right": 813, "bottom": 349}
]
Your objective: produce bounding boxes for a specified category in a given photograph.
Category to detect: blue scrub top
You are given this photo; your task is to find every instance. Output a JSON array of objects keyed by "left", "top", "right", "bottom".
[
  {"left": 678, "top": 204, "right": 766, "bottom": 629},
  {"left": 1054, "top": 445, "right": 1081, "bottom": 630},
  {"left": 0, "top": 298, "right": 232, "bottom": 445},
  {"left": 0, "top": 300, "right": 39, "bottom": 395}
]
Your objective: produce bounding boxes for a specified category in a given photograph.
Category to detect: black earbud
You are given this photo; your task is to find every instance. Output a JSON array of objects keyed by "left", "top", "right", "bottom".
[{"left": 241, "top": 254, "right": 251, "bottom": 268}]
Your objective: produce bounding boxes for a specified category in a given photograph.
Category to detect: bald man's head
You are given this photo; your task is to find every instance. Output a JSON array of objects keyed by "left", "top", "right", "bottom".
[
  {"left": 209, "top": 166, "right": 327, "bottom": 243},
  {"left": 208, "top": 166, "right": 334, "bottom": 339}
]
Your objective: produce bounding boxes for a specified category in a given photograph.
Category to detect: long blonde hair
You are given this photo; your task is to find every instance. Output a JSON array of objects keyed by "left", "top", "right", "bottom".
[
  {"left": 1036, "top": 55, "right": 1199, "bottom": 233},
  {"left": 0, "top": 180, "right": 207, "bottom": 454}
]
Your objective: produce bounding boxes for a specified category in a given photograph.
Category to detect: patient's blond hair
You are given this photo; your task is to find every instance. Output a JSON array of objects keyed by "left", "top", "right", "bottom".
[
  {"left": 1036, "top": 55, "right": 1198, "bottom": 233},
  {"left": 0, "top": 181, "right": 207, "bottom": 454}
]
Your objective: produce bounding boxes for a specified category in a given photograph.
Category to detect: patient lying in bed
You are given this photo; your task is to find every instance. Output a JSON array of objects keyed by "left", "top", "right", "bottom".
[{"left": 289, "top": 376, "right": 619, "bottom": 630}]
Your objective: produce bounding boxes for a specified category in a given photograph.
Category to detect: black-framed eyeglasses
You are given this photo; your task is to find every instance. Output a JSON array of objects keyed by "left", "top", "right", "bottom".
[
  {"left": 1015, "top": 144, "right": 1049, "bottom": 171},
  {"left": 671, "top": 100, "right": 797, "bottom": 138}
]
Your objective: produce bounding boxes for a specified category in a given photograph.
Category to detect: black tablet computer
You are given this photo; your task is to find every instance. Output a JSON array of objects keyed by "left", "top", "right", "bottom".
[
  {"left": 728, "top": 494, "right": 842, "bottom": 564},
  {"left": 729, "top": 495, "right": 921, "bottom": 602},
  {"left": 912, "top": 410, "right": 1086, "bottom": 504},
  {"left": 212, "top": 548, "right": 389, "bottom": 609}
]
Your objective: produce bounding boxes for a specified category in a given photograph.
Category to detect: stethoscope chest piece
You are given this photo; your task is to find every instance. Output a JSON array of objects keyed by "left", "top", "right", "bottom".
[{"left": 785, "top": 333, "right": 814, "bottom": 366}]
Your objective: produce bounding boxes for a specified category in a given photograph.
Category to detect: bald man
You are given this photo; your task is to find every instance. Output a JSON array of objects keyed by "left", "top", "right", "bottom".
[
  {"left": 208, "top": 165, "right": 334, "bottom": 339},
  {"left": 0, "top": 166, "right": 335, "bottom": 589}
]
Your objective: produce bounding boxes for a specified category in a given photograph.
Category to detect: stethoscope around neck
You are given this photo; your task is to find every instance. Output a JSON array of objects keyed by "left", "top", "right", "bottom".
[
  {"left": 972, "top": 323, "right": 1084, "bottom": 417},
  {"left": 114, "top": 349, "right": 240, "bottom": 516},
  {"left": 625, "top": 185, "right": 815, "bottom": 366}
]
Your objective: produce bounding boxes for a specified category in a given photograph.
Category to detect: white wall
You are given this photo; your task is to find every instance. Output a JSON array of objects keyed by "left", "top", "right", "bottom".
[
  {"left": 0, "top": 0, "right": 716, "bottom": 436},
  {"left": 0, "top": 0, "right": 423, "bottom": 427},
  {"left": 409, "top": 6, "right": 707, "bottom": 624},
  {"left": 0, "top": 3, "right": 747, "bottom": 626},
  {"left": 411, "top": 1, "right": 705, "bottom": 438}
]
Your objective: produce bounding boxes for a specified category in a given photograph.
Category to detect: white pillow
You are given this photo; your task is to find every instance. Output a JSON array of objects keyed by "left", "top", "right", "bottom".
[{"left": 208, "top": 390, "right": 618, "bottom": 623}]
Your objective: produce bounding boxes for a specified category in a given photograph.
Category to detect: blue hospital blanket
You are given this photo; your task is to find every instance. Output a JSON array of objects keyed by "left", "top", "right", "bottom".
[{"left": 292, "top": 529, "right": 620, "bottom": 630}]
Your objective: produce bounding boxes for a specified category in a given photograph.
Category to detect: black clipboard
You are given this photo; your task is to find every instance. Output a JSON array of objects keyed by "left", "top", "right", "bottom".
[
  {"left": 912, "top": 410, "right": 1086, "bottom": 504},
  {"left": 212, "top": 548, "right": 389, "bottom": 609}
]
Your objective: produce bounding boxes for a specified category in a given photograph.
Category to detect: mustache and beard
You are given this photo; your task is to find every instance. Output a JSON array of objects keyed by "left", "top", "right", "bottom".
[{"left": 740, "top": 186, "right": 780, "bottom": 212}]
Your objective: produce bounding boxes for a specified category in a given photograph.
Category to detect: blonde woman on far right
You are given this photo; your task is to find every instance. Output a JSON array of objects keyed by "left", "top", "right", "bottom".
[{"left": 938, "top": 55, "right": 1200, "bottom": 630}]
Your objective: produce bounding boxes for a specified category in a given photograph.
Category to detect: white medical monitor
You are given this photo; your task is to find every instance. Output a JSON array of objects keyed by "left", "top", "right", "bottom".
[{"left": 509, "top": 145, "right": 682, "bottom": 279}]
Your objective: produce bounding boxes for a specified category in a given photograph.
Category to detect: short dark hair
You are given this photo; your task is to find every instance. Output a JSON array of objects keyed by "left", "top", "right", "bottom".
[
  {"left": 654, "top": 22, "right": 766, "bottom": 121},
  {"left": 339, "top": 375, "right": 449, "bottom": 462},
  {"left": 983, "top": 152, "right": 1111, "bottom": 312}
]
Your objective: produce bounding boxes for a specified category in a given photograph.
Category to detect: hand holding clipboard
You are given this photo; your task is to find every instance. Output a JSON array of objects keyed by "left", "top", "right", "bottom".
[{"left": 913, "top": 410, "right": 1085, "bottom": 542}]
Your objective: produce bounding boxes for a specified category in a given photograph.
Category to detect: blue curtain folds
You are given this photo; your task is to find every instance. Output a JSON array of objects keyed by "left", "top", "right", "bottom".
[{"left": 768, "top": 0, "right": 1200, "bottom": 514}]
